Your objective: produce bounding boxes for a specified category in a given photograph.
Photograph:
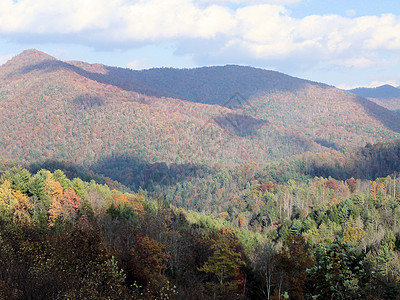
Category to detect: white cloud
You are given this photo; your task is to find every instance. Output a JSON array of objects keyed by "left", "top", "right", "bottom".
[
  {"left": 368, "top": 80, "right": 399, "bottom": 88},
  {"left": 338, "top": 57, "right": 380, "bottom": 68},
  {"left": 363, "top": 14, "right": 400, "bottom": 50},
  {"left": 127, "top": 59, "right": 149, "bottom": 70},
  {"left": 324, "top": 56, "right": 391, "bottom": 69},
  {"left": 0, "top": 0, "right": 112, "bottom": 33},
  {"left": 367, "top": 80, "right": 399, "bottom": 88},
  {"left": 195, "top": 0, "right": 302, "bottom": 4},
  {"left": 1, "top": 0, "right": 400, "bottom": 71}
]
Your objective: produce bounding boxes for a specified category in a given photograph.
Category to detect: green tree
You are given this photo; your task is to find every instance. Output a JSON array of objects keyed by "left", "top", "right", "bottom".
[
  {"left": 198, "top": 228, "right": 245, "bottom": 299},
  {"left": 307, "top": 239, "right": 368, "bottom": 299}
]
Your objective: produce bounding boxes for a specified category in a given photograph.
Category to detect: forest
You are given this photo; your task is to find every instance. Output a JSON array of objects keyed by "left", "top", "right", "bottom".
[
  {"left": 2, "top": 50, "right": 400, "bottom": 299},
  {"left": 2, "top": 142, "right": 400, "bottom": 299},
  {"left": 2, "top": 50, "right": 400, "bottom": 170}
]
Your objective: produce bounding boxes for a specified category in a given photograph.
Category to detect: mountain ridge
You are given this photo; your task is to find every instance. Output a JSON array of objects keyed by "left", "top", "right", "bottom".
[
  {"left": 349, "top": 84, "right": 400, "bottom": 99},
  {"left": 0, "top": 49, "right": 327, "bottom": 168},
  {"left": 348, "top": 84, "right": 400, "bottom": 111},
  {"left": 3, "top": 49, "right": 329, "bottom": 106},
  {"left": 1, "top": 49, "right": 400, "bottom": 174}
]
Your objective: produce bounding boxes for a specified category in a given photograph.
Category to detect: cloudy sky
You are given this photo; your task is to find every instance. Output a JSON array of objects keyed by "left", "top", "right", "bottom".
[{"left": 1, "top": 0, "right": 400, "bottom": 89}]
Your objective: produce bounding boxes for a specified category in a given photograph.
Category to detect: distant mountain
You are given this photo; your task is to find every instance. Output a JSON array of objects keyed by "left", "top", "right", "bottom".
[
  {"left": 1, "top": 49, "right": 400, "bottom": 183},
  {"left": 349, "top": 84, "right": 400, "bottom": 99},
  {"left": 348, "top": 84, "right": 400, "bottom": 111}
]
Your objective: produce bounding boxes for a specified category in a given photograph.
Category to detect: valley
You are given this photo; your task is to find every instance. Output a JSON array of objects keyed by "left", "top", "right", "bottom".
[{"left": 1, "top": 50, "right": 400, "bottom": 299}]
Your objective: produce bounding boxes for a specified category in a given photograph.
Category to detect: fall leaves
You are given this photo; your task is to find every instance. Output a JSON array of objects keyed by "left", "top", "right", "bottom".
[
  {"left": 0, "top": 180, "right": 32, "bottom": 225},
  {"left": 2, "top": 165, "right": 400, "bottom": 299}
]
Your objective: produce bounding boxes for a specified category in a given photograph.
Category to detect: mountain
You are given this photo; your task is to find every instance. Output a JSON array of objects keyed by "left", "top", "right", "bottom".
[
  {"left": 349, "top": 84, "right": 400, "bottom": 99},
  {"left": 83, "top": 64, "right": 325, "bottom": 106},
  {"left": 69, "top": 60, "right": 400, "bottom": 150},
  {"left": 367, "top": 97, "right": 400, "bottom": 112},
  {"left": 348, "top": 84, "right": 400, "bottom": 112},
  {"left": 0, "top": 49, "right": 325, "bottom": 169},
  {"left": 1, "top": 49, "right": 400, "bottom": 184}
]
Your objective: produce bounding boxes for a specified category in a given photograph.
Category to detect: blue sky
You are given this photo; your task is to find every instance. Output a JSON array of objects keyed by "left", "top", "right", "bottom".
[{"left": 1, "top": 0, "right": 400, "bottom": 89}]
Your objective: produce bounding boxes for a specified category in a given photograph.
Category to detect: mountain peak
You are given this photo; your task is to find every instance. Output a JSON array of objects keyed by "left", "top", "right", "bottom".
[
  {"left": 349, "top": 84, "right": 400, "bottom": 99},
  {"left": 19, "top": 49, "right": 56, "bottom": 60},
  {"left": 5, "top": 49, "right": 57, "bottom": 69}
]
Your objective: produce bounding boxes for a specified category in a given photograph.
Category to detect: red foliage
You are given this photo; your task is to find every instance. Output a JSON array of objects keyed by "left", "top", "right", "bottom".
[
  {"left": 324, "top": 179, "right": 338, "bottom": 191},
  {"left": 259, "top": 181, "right": 277, "bottom": 193},
  {"left": 61, "top": 189, "right": 81, "bottom": 214},
  {"left": 346, "top": 178, "right": 357, "bottom": 193}
]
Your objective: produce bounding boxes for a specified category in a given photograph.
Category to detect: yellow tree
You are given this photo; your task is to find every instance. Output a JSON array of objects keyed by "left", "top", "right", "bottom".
[
  {"left": 48, "top": 197, "right": 62, "bottom": 227},
  {"left": 44, "top": 176, "right": 63, "bottom": 199},
  {"left": 45, "top": 176, "right": 64, "bottom": 227},
  {"left": 0, "top": 180, "right": 15, "bottom": 213},
  {"left": 371, "top": 181, "right": 377, "bottom": 199},
  {"left": 343, "top": 227, "right": 365, "bottom": 244},
  {"left": 11, "top": 190, "right": 33, "bottom": 225},
  {"left": 198, "top": 228, "right": 245, "bottom": 299}
]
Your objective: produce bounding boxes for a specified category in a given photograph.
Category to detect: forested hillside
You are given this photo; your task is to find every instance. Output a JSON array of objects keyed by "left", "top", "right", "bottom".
[
  {"left": 247, "top": 86, "right": 400, "bottom": 149},
  {"left": 0, "top": 49, "right": 326, "bottom": 167},
  {"left": 1, "top": 50, "right": 400, "bottom": 181},
  {"left": 70, "top": 58, "right": 400, "bottom": 150},
  {"left": 81, "top": 64, "right": 321, "bottom": 106},
  {"left": 349, "top": 85, "right": 400, "bottom": 111},
  {"left": 1, "top": 159, "right": 400, "bottom": 299},
  {"left": 71, "top": 58, "right": 400, "bottom": 150},
  {"left": 3, "top": 50, "right": 400, "bottom": 299}
]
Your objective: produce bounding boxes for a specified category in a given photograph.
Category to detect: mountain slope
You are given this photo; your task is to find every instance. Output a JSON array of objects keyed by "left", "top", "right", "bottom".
[
  {"left": 67, "top": 59, "right": 400, "bottom": 149},
  {"left": 0, "top": 49, "right": 324, "bottom": 167},
  {"left": 1, "top": 49, "right": 400, "bottom": 176},
  {"left": 67, "top": 62, "right": 329, "bottom": 107},
  {"left": 246, "top": 85, "right": 400, "bottom": 149},
  {"left": 94, "top": 64, "right": 325, "bottom": 106},
  {"left": 349, "top": 84, "right": 400, "bottom": 99},
  {"left": 348, "top": 84, "right": 400, "bottom": 111}
]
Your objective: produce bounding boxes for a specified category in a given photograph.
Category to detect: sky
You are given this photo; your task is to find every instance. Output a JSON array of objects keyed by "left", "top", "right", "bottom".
[{"left": 1, "top": 0, "right": 400, "bottom": 89}]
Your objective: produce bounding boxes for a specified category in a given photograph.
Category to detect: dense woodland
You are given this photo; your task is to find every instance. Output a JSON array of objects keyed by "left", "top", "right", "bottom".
[
  {"left": 2, "top": 50, "right": 400, "bottom": 299},
  {"left": 0, "top": 50, "right": 329, "bottom": 166},
  {"left": 1, "top": 50, "right": 400, "bottom": 169},
  {"left": 2, "top": 154, "right": 400, "bottom": 299}
]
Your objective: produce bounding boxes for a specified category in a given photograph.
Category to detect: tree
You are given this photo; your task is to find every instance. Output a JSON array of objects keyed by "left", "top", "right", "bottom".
[
  {"left": 371, "top": 181, "right": 377, "bottom": 199},
  {"left": 252, "top": 241, "right": 278, "bottom": 300},
  {"left": 53, "top": 216, "right": 128, "bottom": 298},
  {"left": 198, "top": 228, "right": 245, "bottom": 299},
  {"left": 48, "top": 196, "right": 62, "bottom": 227},
  {"left": 10, "top": 167, "right": 31, "bottom": 194},
  {"left": 0, "top": 180, "right": 15, "bottom": 214},
  {"left": 11, "top": 190, "right": 33, "bottom": 225},
  {"left": 276, "top": 234, "right": 314, "bottom": 300},
  {"left": 346, "top": 178, "right": 357, "bottom": 193},
  {"left": 307, "top": 239, "right": 368, "bottom": 299},
  {"left": 124, "top": 234, "right": 170, "bottom": 297},
  {"left": 343, "top": 227, "right": 366, "bottom": 244},
  {"left": 61, "top": 189, "right": 81, "bottom": 216},
  {"left": 53, "top": 169, "right": 71, "bottom": 189},
  {"left": 48, "top": 189, "right": 81, "bottom": 227}
]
